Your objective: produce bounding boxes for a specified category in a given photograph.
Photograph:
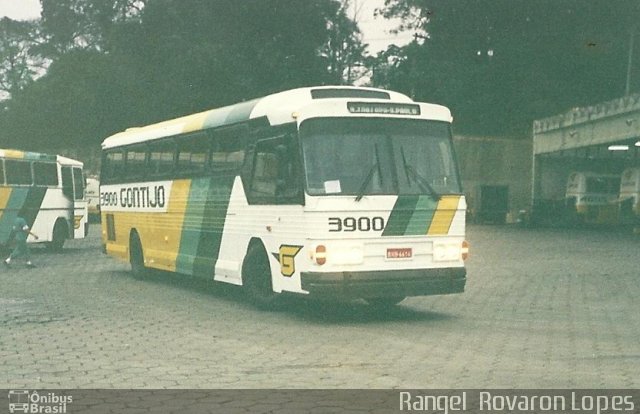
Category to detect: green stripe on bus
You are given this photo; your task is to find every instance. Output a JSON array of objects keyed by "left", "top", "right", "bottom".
[
  {"left": 176, "top": 179, "right": 211, "bottom": 275},
  {"left": 176, "top": 177, "right": 235, "bottom": 277},
  {"left": 201, "top": 99, "right": 259, "bottom": 130},
  {"left": 0, "top": 188, "right": 29, "bottom": 242},
  {"left": 404, "top": 195, "right": 438, "bottom": 235},
  {"left": 19, "top": 187, "right": 48, "bottom": 229},
  {"left": 193, "top": 176, "right": 235, "bottom": 276},
  {"left": 382, "top": 196, "right": 419, "bottom": 236},
  {"left": 23, "top": 152, "right": 56, "bottom": 161}
]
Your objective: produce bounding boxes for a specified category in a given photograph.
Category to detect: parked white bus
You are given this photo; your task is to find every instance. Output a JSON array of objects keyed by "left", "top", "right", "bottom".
[
  {"left": 86, "top": 176, "right": 101, "bottom": 221},
  {"left": 0, "top": 149, "right": 88, "bottom": 251},
  {"left": 565, "top": 171, "right": 620, "bottom": 224},
  {"left": 619, "top": 167, "right": 640, "bottom": 224},
  {"left": 100, "top": 86, "right": 468, "bottom": 307}
]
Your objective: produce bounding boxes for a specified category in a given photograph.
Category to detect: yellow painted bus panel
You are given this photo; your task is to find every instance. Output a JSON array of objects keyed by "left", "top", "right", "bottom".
[
  {"left": 0, "top": 188, "right": 12, "bottom": 210},
  {"left": 427, "top": 195, "right": 461, "bottom": 235}
]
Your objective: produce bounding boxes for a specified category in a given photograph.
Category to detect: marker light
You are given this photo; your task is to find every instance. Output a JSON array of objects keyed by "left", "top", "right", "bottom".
[
  {"left": 462, "top": 240, "right": 470, "bottom": 261},
  {"left": 315, "top": 245, "right": 326, "bottom": 265}
]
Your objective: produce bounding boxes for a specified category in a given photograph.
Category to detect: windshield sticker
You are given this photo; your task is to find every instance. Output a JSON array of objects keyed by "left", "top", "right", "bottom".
[{"left": 324, "top": 180, "right": 342, "bottom": 194}]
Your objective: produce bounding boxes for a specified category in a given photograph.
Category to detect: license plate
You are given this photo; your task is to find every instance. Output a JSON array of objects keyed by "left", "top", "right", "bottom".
[{"left": 386, "top": 248, "right": 412, "bottom": 259}]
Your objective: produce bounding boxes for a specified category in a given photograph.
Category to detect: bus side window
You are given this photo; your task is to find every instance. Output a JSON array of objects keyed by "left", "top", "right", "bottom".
[
  {"left": 176, "top": 133, "right": 209, "bottom": 176},
  {"left": 248, "top": 136, "right": 301, "bottom": 205},
  {"left": 0, "top": 160, "right": 4, "bottom": 185},
  {"left": 62, "top": 166, "right": 74, "bottom": 199},
  {"left": 103, "top": 150, "right": 124, "bottom": 184},
  {"left": 33, "top": 162, "right": 59, "bottom": 186},
  {"left": 73, "top": 167, "right": 84, "bottom": 200},
  {"left": 148, "top": 140, "right": 176, "bottom": 178},
  {"left": 210, "top": 127, "right": 247, "bottom": 173},
  {"left": 5, "top": 160, "right": 32, "bottom": 185},
  {"left": 125, "top": 146, "right": 148, "bottom": 181}
]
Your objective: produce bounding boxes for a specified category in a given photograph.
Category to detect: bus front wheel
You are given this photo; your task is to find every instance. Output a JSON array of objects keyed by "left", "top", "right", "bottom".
[
  {"left": 129, "top": 232, "right": 147, "bottom": 279},
  {"left": 242, "top": 244, "right": 280, "bottom": 309}
]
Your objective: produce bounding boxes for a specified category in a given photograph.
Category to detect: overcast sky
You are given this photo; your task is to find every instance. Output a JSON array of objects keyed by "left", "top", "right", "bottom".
[
  {"left": 0, "top": 0, "right": 41, "bottom": 21},
  {"left": 0, "top": 0, "right": 412, "bottom": 53}
]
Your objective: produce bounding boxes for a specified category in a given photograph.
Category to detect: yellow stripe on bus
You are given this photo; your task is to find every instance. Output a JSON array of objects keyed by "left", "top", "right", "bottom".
[
  {"left": 105, "top": 180, "right": 193, "bottom": 272},
  {"left": 0, "top": 188, "right": 12, "bottom": 210},
  {"left": 157, "top": 179, "right": 191, "bottom": 271},
  {"left": 3, "top": 150, "right": 25, "bottom": 159},
  {"left": 182, "top": 112, "right": 208, "bottom": 134},
  {"left": 427, "top": 195, "right": 461, "bottom": 235}
]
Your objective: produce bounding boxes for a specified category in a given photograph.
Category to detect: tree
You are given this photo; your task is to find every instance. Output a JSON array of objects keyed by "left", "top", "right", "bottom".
[
  {"left": 374, "top": 0, "right": 640, "bottom": 136},
  {"left": 321, "top": 0, "right": 368, "bottom": 84},
  {"left": 1, "top": 0, "right": 365, "bottom": 155},
  {"left": 0, "top": 18, "right": 45, "bottom": 98},
  {"left": 38, "top": 0, "right": 146, "bottom": 57}
]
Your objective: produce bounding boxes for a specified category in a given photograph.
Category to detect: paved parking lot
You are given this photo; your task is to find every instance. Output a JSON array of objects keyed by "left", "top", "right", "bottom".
[{"left": 1, "top": 224, "right": 638, "bottom": 389}]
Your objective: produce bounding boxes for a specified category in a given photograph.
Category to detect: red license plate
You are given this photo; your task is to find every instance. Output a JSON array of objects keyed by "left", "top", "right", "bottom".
[{"left": 386, "top": 248, "right": 412, "bottom": 259}]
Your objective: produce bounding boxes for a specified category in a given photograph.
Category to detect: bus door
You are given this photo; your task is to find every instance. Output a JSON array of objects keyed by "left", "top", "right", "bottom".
[{"left": 61, "top": 166, "right": 88, "bottom": 238}]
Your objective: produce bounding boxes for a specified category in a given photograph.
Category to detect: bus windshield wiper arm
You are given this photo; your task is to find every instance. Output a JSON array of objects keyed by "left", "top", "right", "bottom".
[
  {"left": 400, "top": 146, "right": 441, "bottom": 201},
  {"left": 355, "top": 143, "right": 383, "bottom": 202}
]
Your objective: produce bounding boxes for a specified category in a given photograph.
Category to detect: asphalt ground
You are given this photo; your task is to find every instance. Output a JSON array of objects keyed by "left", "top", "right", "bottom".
[{"left": 1, "top": 224, "right": 638, "bottom": 389}]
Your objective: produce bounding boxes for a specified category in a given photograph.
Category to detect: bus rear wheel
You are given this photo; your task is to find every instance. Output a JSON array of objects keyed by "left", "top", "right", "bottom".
[
  {"left": 129, "top": 232, "right": 147, "bottom": 279},
  {"left": 242, "top": 244, "right": 280, "bottom": 309},
  {"left": 47, "top": 220, "right": 67, "bottom": 252}
]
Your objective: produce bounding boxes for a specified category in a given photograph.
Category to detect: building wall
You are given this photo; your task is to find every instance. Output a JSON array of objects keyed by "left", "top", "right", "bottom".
[{"left": 454, "top": 136, "right": 532, "bottom": 223}]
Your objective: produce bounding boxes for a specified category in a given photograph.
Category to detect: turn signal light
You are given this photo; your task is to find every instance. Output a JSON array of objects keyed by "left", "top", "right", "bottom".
[
  {"left": 461, "top": 240, "right": 470, "bottom": 261},
  {"left": 315, "top": 245, "right": 327, "bottom": 265}
]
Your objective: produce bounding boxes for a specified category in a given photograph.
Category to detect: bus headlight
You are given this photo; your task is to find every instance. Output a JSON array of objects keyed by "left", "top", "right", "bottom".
[{"left": 433, "top": 241, "right": 468, "bottom": 262}]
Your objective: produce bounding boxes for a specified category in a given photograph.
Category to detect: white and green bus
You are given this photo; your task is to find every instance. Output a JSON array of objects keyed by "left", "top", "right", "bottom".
[
  {"left": 0, "top": 149, "right": 88, "bottom": 252},
  {"left": 100, "top": 86, "right": 468, "bottom": 307}
]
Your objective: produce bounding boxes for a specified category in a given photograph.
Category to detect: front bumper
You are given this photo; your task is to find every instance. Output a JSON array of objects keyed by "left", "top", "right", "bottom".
[{"left": 300, "top": 267, "right": 466, "bottom": 300}]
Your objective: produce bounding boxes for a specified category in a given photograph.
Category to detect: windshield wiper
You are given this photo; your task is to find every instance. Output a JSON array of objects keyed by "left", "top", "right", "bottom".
[
  {"left": 400, "top": 146, "right": 441, "bottom": 201},
  {"left": 355, "top": 143, "right": 383, "bottom": 202}
]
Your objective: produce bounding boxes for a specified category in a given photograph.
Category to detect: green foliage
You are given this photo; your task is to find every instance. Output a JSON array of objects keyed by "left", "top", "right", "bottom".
[
  {"left": 0, "top": 0, "right": 364, "bottom": 160},
  {"left": 374, "top": 0, "right": 640, "bottom": 136},
  {"left": 0, "top": 18, "right": 43, "bottom": 97}
]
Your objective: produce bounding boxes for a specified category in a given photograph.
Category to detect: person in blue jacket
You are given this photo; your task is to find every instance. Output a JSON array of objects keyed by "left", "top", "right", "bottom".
[{"left": 4, "top": 216, "right": 38, "bottom": 268}]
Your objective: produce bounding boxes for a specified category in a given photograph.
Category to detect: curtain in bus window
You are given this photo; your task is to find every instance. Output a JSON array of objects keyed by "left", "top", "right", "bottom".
[
  {"left": 125, "top": 147, "right": 147, "bottom": 179},
  {"left": 104, "top": 151, "right": 124, "bottom": 182},
  {"left": 5, "top": 160, "right": 32, "bottom": 185},
  {"left": 210, "top": 132, "right": 245, "bottom": 173},
  {"left": 149, "top": 141, "right": 175, "bottom": 177},
  {"left": 177, "top": 135, "right": 208, "bottom": 174},
  {"left": 33, "top": 162, "right": 59, "bottom": 186}
]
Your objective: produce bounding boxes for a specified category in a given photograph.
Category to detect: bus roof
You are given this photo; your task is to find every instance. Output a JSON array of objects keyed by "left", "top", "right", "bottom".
[
  {"left": 0, "top": 149, "right": 84, "bottom": 167},
  {"left": 0, "top": 149, "right": 58, "bottom": 162},
  {"left": 57, "top": 155, "right": 84, "bottom": 167},
  {"left": 102, "top": 86, "right": 453, "bottom": 149}
]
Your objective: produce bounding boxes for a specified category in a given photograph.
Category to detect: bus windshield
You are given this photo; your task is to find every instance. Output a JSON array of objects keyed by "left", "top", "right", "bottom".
[{"left": 300, "top": 118, "right": 461, "bottom": 198}]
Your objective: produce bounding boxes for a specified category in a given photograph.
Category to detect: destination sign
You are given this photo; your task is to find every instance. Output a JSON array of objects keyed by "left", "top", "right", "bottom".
[{"left": 347, "top": 102, "right": 421, "bottom": 116}]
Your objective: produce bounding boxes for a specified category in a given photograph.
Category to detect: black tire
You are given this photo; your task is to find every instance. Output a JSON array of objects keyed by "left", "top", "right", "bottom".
[
  {"left": 242, "top": 244, "right": 280, "bottom": 309},
  {"left": 47, "top": 220, "right": 67, "bottom": 252},
  {"left": 129, "top": 232, "right": 147, "bottom": 279},
  {"left": 364, "top": 296, "right": 406, "bottom": 308}
]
